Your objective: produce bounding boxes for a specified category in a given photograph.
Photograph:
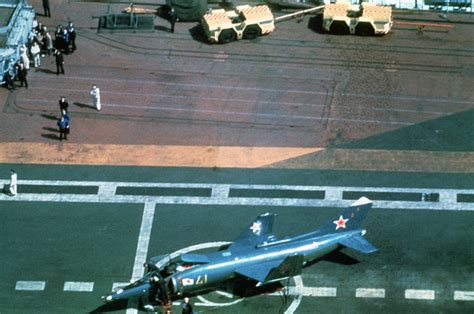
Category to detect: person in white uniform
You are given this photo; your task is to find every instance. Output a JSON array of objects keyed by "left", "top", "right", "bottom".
[
  {"left": 90, "top": 85, "right": 101, "bottom": 111},
  {"left": 9, "top": 170, "right": 17, "bottom": 196}
]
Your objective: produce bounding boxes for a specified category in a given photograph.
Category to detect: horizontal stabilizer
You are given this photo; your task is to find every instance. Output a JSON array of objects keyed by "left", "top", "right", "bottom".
[
  {"left": 265, "top": 254, "right": 303, "bottom": 282},
  {"left": 339, "top": 235, "right": 378, "bottom": 254},
  {"left": 179, "top": 253, "right": 210, "bottom": 264},
  {"left": 235, "top": 259, "right": 283, "bottom": 283}
]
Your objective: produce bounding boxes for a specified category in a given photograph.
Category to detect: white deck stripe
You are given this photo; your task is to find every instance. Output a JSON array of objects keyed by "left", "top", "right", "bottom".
[
  {"left": 454, "top": 290, "right": 474, "bottom": 301},
  {"left": 63, "top": 282, "right": 94, "bottom": 292},
  {"left": 98, "top": 182, "right": 117, "bottom": 197},
  {"left": 3, "top": 179, "right": 474, "bottom": 197},
  {"left": 15, "top": 281, "right": 46, "bottom": 291},
  {"left": 131, "top": 202, "right": 156, "bottom": 280},
  {"left": 211, "top": 185, "right": 230, "bottom": 198},
  {"left": 1, "top": 194, "right": 474, "bottom": 211},
  {"left": 301, "top": 287, "right": 337, "bottom": 297},
  {"left": 127, "top": 201, "right": 156, "bottom": 314},
  {"left": 356, "top": 288, "right": 385, "bottom": 298},
  {"left": 405, "top": 289, "right": 435, "bottom": 300}
]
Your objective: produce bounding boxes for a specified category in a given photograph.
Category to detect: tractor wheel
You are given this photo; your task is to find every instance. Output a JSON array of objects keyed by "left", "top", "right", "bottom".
[
  {"left": 243, "top": 25, "right": 261, "bottom": 40},
  {"left": 329, "top": 21, "right": 350, "bottom": 35},
  {"left": 218, "top": 29, "right": 237, "bottom": 44},
  {"left": 355, "top": 22, "right": 375, "bottom": 36}
]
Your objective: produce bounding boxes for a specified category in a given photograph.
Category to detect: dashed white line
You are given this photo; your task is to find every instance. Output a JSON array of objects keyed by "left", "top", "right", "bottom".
[
  {"left": 15, "top": 281, "right": 46, "bottom": 291},
  {"left": 356, "top": 288, "right": 385, "bottom": 298},
  {"left": 11, "top": 280, "right": 474, "bottom": 303},
  {"left": 300, "top": 287, "right": 337, "bottom": 297},
  {"left": 63, "top": 281, "right": 94, "bottom": 292},
  {"left": 454, "top": 290, "right": 474, "bottom": 301},
  {"left": 404, "top": 289, "right": 435, "bottom": 300}
]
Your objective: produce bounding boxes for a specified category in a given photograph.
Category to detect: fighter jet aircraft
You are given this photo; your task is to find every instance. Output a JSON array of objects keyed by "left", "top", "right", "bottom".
[{"left": 103, "top": 197, "right": 377, "bottom": 308}]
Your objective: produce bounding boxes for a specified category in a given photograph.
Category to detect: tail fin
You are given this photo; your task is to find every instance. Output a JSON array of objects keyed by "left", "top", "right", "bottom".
[
  {"left": 318, "top": 197, "right": 372, "bottom": 234},
  {"left": 228, "top": 213, "right": 276, "bottom": 251}
]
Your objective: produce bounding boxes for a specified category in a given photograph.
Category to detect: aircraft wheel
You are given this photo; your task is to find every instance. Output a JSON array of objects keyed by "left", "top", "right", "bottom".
[
  {"left": 355, "top": 22, "right": 375, "bottom": 36},
  {"left": 329, "top": 21, "right": 350, "bottom": 35},
  {"left": 218, "top": 29, "right": 237, "bottom": 44},
  {"left": 243, "top": 25, "right": 261, "bottom": 40}
]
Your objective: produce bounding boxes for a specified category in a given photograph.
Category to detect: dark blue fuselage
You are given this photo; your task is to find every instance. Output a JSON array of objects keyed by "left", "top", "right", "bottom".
[{"left": 171, "top": 229, "right": 363, "bottom": 296}]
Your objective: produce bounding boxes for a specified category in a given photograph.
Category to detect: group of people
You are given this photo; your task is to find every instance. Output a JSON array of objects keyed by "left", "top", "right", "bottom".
[
  {"left": 55, "top": 86, "right": 101, "bottom": 141},
  {"left": 54, "top": 22, "right": 77, "bottom": 55},
  {"left": 2, "top": 17, "right": 76, "bottom": 90}
]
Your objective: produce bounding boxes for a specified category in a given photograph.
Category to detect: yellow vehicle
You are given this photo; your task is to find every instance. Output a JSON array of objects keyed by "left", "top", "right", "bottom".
[
  {"left": 201, "top": 5, "right": 275, "bottom": 44},
  {"left": 322, "top": 1, "right": 392, "bottom": 35}
]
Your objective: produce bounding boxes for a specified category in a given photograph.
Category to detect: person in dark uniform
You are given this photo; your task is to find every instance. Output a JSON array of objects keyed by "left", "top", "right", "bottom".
[
  {"left": 3, "top": 71, "right": 15, "bottom": 90},
  {"left": 59, "top": 96, "right": 69, "bottom": 113},
  {"left": 42, "top": 0, "right": 51, "bottom": 17},
  {"left": 67, "top": 22, "right": 76, "bottom": 52},
  {"left": 61, "top": 28, "right": 70, "bottom": 54},
  {"left": 17, "top": 63, "right": 28, "bottom": 88},
  {"left": 181, "top": 297, "right": 193, "bottom": 314},
  {"left": 169, "top": 7, "right": 177, "bottom": 33},
  {"left": 57, "top": 115, "right": 69, "bottom": 141},
  {"left": 55, "top": 50, "right": 64, "bottom": 75}
]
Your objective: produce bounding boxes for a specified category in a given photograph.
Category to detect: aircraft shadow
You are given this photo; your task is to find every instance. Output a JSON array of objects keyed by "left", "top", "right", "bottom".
[
  {"left": 90, "top": 299, "right": 129, "bottom": 313},
  {"left": 306, "top": 249, "right": 360, "bottom": 268},
  {"left": 233, "top": 280, "right": 284, "bottom": 298}
]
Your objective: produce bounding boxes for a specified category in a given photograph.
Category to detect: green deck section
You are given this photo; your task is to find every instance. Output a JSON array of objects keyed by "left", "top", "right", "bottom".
[
  {"left": 343, "top": 191, "right": 425, "bottom": 201},
  {"left": 0, "top": 165, "right": 472, "bottom": 313},
  {"left": 17, "top": 185, "right": 99, "bottom": 194},
  {"left": 0, "top": 201, "right": 143, "bottom": 313},
  {"left": 338, "top": 108, "right": 474, "bottom": 152},
  {"left": 0, "top": 195, "right": 472, "bottom": 312},
  {"left": 116, "top": 186, "right": 211, "bottom": 197},
  {"left": 1, "top": 164, "right": 473, "bottom": 189},
  {"left": 228, "top": 188, "right": 325, "bottom": 199}
]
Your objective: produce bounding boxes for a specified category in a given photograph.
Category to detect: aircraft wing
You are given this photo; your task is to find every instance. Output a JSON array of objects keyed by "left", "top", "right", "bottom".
[
  {"left": 235, "top": 259, "right": 282, "bottom": 283},
  {"left": 339, "top": 234, "right": 378, "bottom": 254},
  {"left": 228, "top": 213, "right": 276, "bottom": 252},
  {"left": 265, "top": 254, "right": 304, "bottom": 282},
  {"left": 235, "top": 254, "right": 304, "bottom": 285}
]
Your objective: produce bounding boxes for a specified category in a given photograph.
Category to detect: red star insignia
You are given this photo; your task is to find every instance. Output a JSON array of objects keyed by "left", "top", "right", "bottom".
[{"left": 333, "top": 215, "right": 349, "bottom": 230}]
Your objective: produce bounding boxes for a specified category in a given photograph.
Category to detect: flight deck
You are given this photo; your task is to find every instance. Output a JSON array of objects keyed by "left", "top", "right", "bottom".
[{"left": 0, "top": 0, "right": 473, "bottom": 312}]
